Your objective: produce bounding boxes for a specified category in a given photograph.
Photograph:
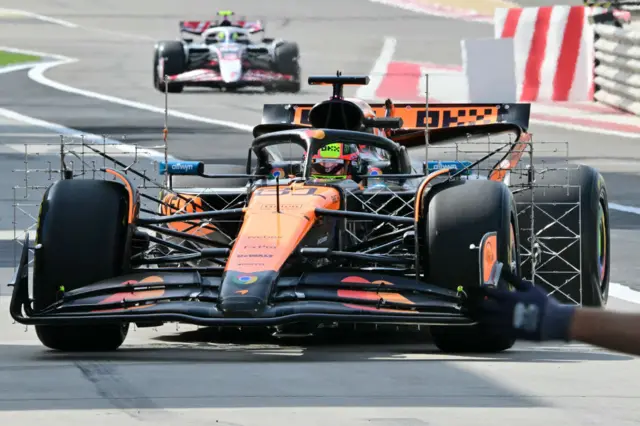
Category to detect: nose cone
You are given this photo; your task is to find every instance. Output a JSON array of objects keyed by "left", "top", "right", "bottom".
[
  {"left": 217, "top": 270, "right": 278, "bottom": 317},
  {"left": 219, "top": 59, "right": 242, "bottom": 82}
]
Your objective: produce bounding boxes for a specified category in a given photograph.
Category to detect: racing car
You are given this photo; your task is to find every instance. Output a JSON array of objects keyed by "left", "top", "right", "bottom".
[
  {"left": 9, "top": 73, "right": 610, "bottom": 354},
  {"left": 153, "top": 10, "right": 301, "bottom": 93}
]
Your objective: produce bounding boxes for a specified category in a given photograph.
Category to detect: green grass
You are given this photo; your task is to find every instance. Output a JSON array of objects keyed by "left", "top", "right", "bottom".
[{"left": 0, "top": 50, "right": 41, "bottom": 66}]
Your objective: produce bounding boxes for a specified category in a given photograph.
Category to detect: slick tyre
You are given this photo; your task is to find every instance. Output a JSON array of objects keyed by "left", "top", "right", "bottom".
[
  {"left": 423, "top": 180, "right": 521, "bottom": 353},
  {"left": 154, "top": 41, "right": 186, "bottom": 93},
  {"left": 271, "top": 42, "right": 301, "bottom": 93},
  {"left": 512, "top": 164, "right": 610, "bottom": 307},
  {"left": 33, "top": 180, "right": 131, "bottom": 351}
]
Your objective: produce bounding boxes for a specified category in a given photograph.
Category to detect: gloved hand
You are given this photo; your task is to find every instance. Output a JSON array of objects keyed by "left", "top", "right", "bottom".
[{"left": 467, "top": 265, "right": 577, "bottom": 342}]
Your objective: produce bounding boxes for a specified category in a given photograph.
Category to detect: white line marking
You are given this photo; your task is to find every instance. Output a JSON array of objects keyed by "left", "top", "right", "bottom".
[
  {"left": 28, "top": 57, "right": 254, "bottom": 133},
  {"left": 0, "top": 8, "right": 77, "bottom": 28},
  {"left": 0, "top": 62, "right": 46, "bottom": 75},
  {"left": 0, "top": 107, "right": 178, "bottom": 163},
  {"left": 356, "top": 37, "right": 397, "bottom": 101},
  {"left": 609, "top": 282, "right": 640, "bottom": 305},
  {"left": 0, "top": 45, "right": 69, "bottom": 61},
  {"left": 609, "top": 202, "right": 640, "bottom": 216},
  {"left": 0, "top": 133, "right": 68, "bottom": 138}
]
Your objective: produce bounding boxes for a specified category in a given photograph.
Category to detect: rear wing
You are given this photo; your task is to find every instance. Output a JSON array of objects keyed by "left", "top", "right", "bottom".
[
  {"left": 261, "top": 102, "right": 531, "bottom": 132},
  {"left": 179, "top": 20, "right": 264, "bottom": 35}
]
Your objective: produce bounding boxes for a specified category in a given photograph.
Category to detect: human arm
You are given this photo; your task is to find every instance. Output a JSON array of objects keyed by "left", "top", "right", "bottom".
[
  {"left": 569, "top": 307, "right": 640, "bottom": 356},
  {"left": 470, "top": 264, "right": 640, "bottom": 357}
]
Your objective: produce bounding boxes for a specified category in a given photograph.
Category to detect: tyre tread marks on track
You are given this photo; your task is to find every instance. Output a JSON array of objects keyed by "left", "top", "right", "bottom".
[{"left": 75, "top": 362, "right": 162, "bottom": 418}]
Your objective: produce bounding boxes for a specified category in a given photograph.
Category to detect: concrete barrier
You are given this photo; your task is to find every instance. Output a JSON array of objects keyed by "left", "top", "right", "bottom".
[{"left": 594, "top": 23, "right": 640, "bottom": 113}]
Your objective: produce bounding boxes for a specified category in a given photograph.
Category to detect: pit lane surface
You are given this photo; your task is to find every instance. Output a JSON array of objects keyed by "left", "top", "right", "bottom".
[{"left": 1, "top": 0, "right": 640, "bottom": 424}]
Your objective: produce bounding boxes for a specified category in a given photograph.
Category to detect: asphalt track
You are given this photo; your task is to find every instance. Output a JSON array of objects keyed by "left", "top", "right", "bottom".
[{"left": 1, "top": 0, "right": 640, "bottom": 424}]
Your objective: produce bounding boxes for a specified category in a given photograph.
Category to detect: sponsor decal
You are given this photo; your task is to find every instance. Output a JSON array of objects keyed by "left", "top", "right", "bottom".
[
  {"left": 243, "top": 245, "right": 278, "bottom": 249},
  {"left": 368, "top": 167, "right": 382, "bottom": 176},
  {"left": 259, "top": 203, "right": 302, "bottom": 210},
  {"left": 269, "top": 167, "right": 285, "bottom": 179},
  {"left": 232, "top": 275, "right": 258, "bottom": 285},
  {"left": 319, "top": 142, "right": 341, "bottom": 158}
]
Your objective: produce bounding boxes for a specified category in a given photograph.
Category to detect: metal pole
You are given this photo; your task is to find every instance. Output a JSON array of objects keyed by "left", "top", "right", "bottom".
[
  {"left": 424, "top": 73, "right": 429, "bottom": 167},
  {"left": 163, "top": 73, "right": 169, "bottom": 189}
]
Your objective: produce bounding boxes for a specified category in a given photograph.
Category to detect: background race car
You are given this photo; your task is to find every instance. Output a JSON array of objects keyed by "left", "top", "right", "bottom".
[{"left": 153, "top": 10, "right": 301, "bottom": 93}]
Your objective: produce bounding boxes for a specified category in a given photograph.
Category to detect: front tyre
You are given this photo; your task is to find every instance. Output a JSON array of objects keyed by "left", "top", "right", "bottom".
[
  {"left": 271, "top": 42, "right": 301, "bottom": 93},
  {"left": 423, "top": 180, "right": 521, "bottom": 353},
  {"left": 153, "top": 41, "right": 186, "bottom": 93},
  {"left": 33, "top": 180, "right": 132, "bottom": 351}
]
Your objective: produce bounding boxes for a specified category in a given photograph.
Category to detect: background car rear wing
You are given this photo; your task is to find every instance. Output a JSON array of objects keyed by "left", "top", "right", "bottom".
[
  {"left": 179, "top": 20, "right": 264, "bottom": 35},
  {"left": 261, "top": 102, "right": 531, "bottom": 133}
]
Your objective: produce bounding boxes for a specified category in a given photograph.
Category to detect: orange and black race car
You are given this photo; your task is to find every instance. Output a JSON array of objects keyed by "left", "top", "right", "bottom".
[{"left": 9, "top": 73, "right": 610, "bottom": 354}]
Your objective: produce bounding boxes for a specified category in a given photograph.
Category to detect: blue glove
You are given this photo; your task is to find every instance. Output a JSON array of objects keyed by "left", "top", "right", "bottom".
[{"left": 468, "top": 265, "right": 577, "bottom": 342}]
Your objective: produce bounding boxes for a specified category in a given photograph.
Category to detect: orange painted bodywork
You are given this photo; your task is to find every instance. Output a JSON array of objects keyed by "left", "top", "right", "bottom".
[
  {"left": 91, "top": 275, "right": 164, "bottom": 312},
  {"left": 341, "top": 276, "right": 394, "bottom": 285},
  {"left": 489, "top": 132, "right": 532, "bottom": 182},
  {"left": 105, "top": 168, "right": 136, "bottom": 223},
  {"left": 414, "top": 168, "right": 453, "bottom": 222},
  {"left": 481, "top": 234, "right": 498, "bottom": 284},
  {"left": 225, "top": 184, "right": 340, "bottom": 274},
  {"left": 292, "top": 102, "right": 500, "bottom": 130},
  {"left": 342, "top": 303, "right": 418, "bottom": 314},
  {"left": 160, "top": 193, "right": 217, "bottom": 236},
  {"left": 337, "top": 289, "right": 414, "bottom": 305}
]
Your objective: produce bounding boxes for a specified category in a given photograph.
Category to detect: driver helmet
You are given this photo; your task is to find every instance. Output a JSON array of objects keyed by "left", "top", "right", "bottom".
[
  {"left": 310, "top": 142, "right": 360, "bottom": 180},
  {"left": 230, "top": 31, "right": 248, "bottom": 42}
]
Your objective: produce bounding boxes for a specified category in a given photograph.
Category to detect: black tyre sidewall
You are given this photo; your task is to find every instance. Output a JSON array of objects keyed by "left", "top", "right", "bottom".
[
  {"left": 272, "top": 42, "right": 301, "bottom": 92},
  {"left": 423, "top": 179, "right": 520, "bottom": 353},
  {"left": 33, "top": 180, "right": 132, "bottom": 351},
  {"left": 154, "top": 41, "right": 186, "bottom": 92},
  {"left": 424, "top": 180, "right": 519, "bottom": 292}
]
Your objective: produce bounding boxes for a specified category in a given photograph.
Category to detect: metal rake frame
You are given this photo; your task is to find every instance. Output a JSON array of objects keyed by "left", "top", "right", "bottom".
[{"left": 427, "top": 134, "right": 584, "bottom": 305}]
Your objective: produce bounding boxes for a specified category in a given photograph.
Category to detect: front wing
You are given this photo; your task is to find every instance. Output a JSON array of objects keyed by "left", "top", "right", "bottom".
[
  {"left": 166, "top": 69, "right": 295, "bottom": 86},
  {"left": 9, "top": 239, "right": 473, "bottom": 328}
]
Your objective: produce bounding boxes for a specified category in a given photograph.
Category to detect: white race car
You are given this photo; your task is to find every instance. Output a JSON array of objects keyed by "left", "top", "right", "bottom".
[{"left": 153, "top": 10, "right": 301, "bottom": 93}]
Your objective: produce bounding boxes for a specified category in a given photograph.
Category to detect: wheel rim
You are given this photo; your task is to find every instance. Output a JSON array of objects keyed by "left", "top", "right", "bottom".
[{"left": 597, "top": 199, "right": 608, "bottom": 296}]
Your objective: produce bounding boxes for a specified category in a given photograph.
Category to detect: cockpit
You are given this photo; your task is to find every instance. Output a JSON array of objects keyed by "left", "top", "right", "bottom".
[
  {"left": 251, "top": 129, "right": 402, "bottom": 189},
  {"left": 203, "top": 27, "right": 251, "bottom": 45}
]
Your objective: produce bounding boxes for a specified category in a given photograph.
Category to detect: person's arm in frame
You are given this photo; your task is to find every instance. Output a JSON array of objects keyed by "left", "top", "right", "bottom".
[
  {"left": 471, "top": 264, "right": 640, "bottom": 357},
  {"left": 569, "top": 308, "right": 640, "bottom": 356}
]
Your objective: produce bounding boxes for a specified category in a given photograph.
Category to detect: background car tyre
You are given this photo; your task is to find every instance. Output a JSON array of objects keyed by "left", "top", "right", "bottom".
[
  {"left": 272, "top": 42, "right": 301, "bottom": 93},
  {"left": 153, "top": 41, "right": 186, "bottom": 93},
  {"left": 423, "top": 180, "right": 521, "bottom": 353},
  {"left": 512, "top": 164, "right": 610, "bottom": 307},
  {"left": 33, "top": 180, "right": 132, "bottom": 351}
]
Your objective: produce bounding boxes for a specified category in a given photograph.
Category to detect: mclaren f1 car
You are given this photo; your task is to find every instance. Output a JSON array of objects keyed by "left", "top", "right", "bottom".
[
  {"left": 9, "top": 73, "right": 610, "bottom": 354},
  {"left": 153, "top": 10, "right": 300, "bottom": 93}
]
